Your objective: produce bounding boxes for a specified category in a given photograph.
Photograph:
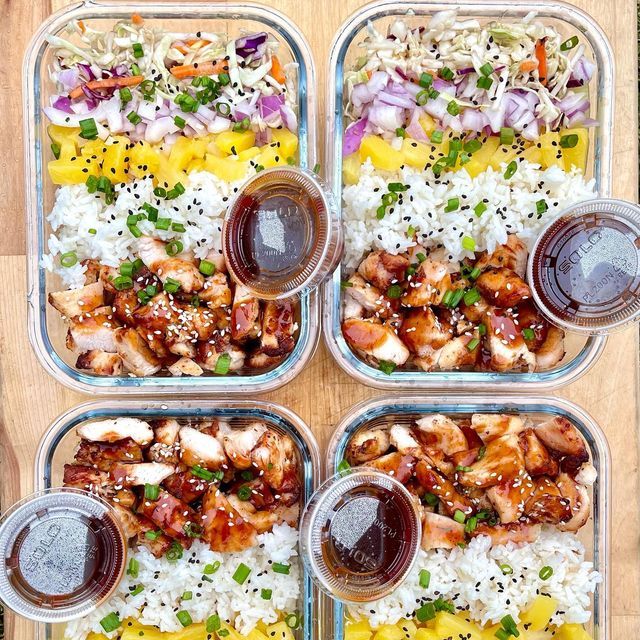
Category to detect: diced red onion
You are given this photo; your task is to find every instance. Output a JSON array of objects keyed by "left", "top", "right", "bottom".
[
  {"left": 570, "top": 56, "right": 595, "bottom": 85},
  {"left": 343, "top": 118, "right": 368, "bottom": 155},
  {"left": 405, "top": 109, "right": 429, "bottom": 142},
  {"left": 145, "top": 117, "right": 179, "bottom": 144},
  {"left": 258, "top": 94, "right": 285, "bottom": 118},
  {"left": 77, "top": 63, "right": 95, "bottom": 81},
  {"left": 280, "top": 103, "right": 297, "bottom": 132},
  {"left": 368, "top": 103, "right": 404, "bottom": 132},
  {"left": 52, "top": 95, "right": 74, "bottom": 113},
  {"left": 235, "top": 32, "right": 268, "bottom": 62},
  {"left": 56, "top": 68, "right": 80, "bottom": 92}
]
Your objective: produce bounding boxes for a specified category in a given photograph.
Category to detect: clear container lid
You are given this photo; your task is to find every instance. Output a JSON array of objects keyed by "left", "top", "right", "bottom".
[
  {"left": 528, "top": 199, "right": 640, "bottom": 334},
  {"left": 0, "top": 488, "right": 126, "bottom": 623},
  {"left": 300, "top": 468, "right": 421, "bottom": 603},
  {"left": 223, "top": 167, "right": 343, "bottom": 299}
]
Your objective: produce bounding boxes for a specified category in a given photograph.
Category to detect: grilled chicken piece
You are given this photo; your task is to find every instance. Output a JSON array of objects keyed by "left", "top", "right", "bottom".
[
  {"left": 450, "top": 447, "right": 480, "bottom": 469},
  {"left": 389, "top": 424, "right": 424, "bottom": 458},
  {"left": 366, "top": 452, "right": 416, "bottom": 484},
  {"left": 197, "top": 336, "right": 246, "bottom": 372},
  {"left": 146, "top": 419, "right": 180, "bottom": 464},
  {"left": 75, "top": 438, "right": 143, "bottom": 470},
  {"left": 344, "top": 273, "right": 397, "bottom": 320},
  {"left": 249, "top": 301, "right": 296, "bottom": 365},
  {"left": 486, "top": 471, "right": 535, "bottom": 523},
  {"left": 516, "top": 303, "right": 549, "bottom": 352},
  {"left": 415, "top": 461, "right": 474, "bottom": 516},
  {"left": 218, "top": 422, "right": 267, "bottom": 469},
  {"left": 179, "top": 426, "right": 228, "bottom": 470},
  {"left": 227, "top": 495, "right": 299, "bottom": 534},
  {"left": 168, "top": 357, "right": 204, "bottom": 377},
  {"left": 62, "top": 464, "right": 135, "bottom": 508},
  {"left": 77, "top": 418, "right": 154, "bottom": 445},
  {"left": 66, "top": 308, "right": 119, "bottom": 353},
  {"left": 457, "top": 434, "right": 525, "bottom": 488},
  {"left": 48, "top": 281, "right": 104, "bottom": 317},
  {"left": 202, "top": 487, "right": 257, "bottom": 552},
  {"left": 459, "top": 296, "right": 492, "bottom": 324},
  {"left": 470, "top": 522, "right": 541, "bottom": 545},
  {"left": 523, "top": 476, "right": 571, "bottom": 524},
  {"left": 199, "top": 272, "right": 232, "bottom": 309},
  {"left": 534, "top": 416, "right": 589, "bottom": 473},
  {"left": 110, "top": 503, "right": 143, "bottom": 539},
  {"left": 519, "top": 428, "right": 559, "bottom": 477},
  {"left": 250, "top": 431, "right": 300, "bottom": 501},
  {"left": 399, "top": 308, "right": 452, "bottom": 357},
  {"left": 421, "top": 511, "right": 465, "bottom": 550},
  {"left": 485, "top": 311, "right": 536, "bottom": 372},
  {"left": 162, "top": 470, "right": 210, "bottom": 503},
  {"left": 475, "top": 236, "right": 528, "bottom": 277},
  {"left": 358, "top": 250, "right": 409, "bottom": 289},
  {"left": 137, "top": 237, "right": 204, "bottom": 293},
  {"left": 114, "top": 327, "right": 162, "bottom": 376},
  {"left": 135, "top": 513, "right": 174, "bottom": 557},
  {"left": 345, "top": 428, "right": 391, "bottom": 464},
  {"left": 432, "top": 333, "right": 481, "bottom": 370},
  {"left": 534, "top": 326, "right": 565, "bottom": 371},
  {"left": 202, "top": 250, "right": 227, "bottom": 273},
  {"left": 414, "top": 415, "right": 467, "bottom": 456},
  {"left": 81, "top": 259, "right": 101, "bottom": 284},
  {"left": 476, "top": 267, "right": 531, "bottom": 308},
  {"left": 138, "top": 490, "right": 199, "bottom": 547},
  {"left": 471, "top": 414, "right": 525, "bottom": 443},
  {"left": 342, "top": 318, "right": 410, "bottom": 366},
  {"left": 556, "top": 473, "right": 591, "bottom": 532},
  {"left": 402, "top": 258, "right": 451, "bottom": 307},
  {"left": 575, "top": 463, "right": 597, "bottom": 486},
  {"left": 230, "top": 284, "right": 261, "bottom": 342},
  {"left": 110, "top": 462, "right": 175, "bottom": 487},
  {"left": 76, "top": 350, "right": 123, "bottom": 375}
]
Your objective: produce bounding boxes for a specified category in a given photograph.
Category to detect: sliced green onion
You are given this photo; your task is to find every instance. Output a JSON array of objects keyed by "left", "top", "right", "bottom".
[
  {"left": 166, "top": 240, "right": 184, "bottom": 256},
  {"left": 469, "top": 267, "right": 481, "bottom": 280},
  {"left": 155, "top": 217, "right": 172, "bottom": 230},
  {"left": 464, "top": 515, "right": 478, "bottom": 533},
  {"left": 130, "top": 584, "right": 144, "bottom": 596},
  {"left": 500, "top": 127, "right": 514, "bottom": 145},
  {"left": 216, "top": 102, "right": 231, "bottom": 116},
  {"left": 261, "top": 588, "right": 272, "bottom": 600},
  {"left": 382, "top": 192, "right": 398, "bottom": 206},
  {"left": 113, "top": 275, "right": 133, "bottom": 290},
  {"left": 171, "top": 222, "right": 186, "bottom": 233},
  {"left": 474, "top": 202, "right": 487, "bottom": 217},
  {"left": 144, "top": 484, "right": 160, "bottom": 500},
  {"left": 479, "top": 62, "right": 494, "bottom": 76},
  {"left": 99, "top": 612, "right": 120, "bottom": 633},
  {"left": 183, "top": 522, "right": 202, "bottom": 538},
  {"left": 218, "top": 630, "right": 230, "bottom": 637},
  {"left": 218, "top": 73, "right": 231, "bottom": 86},
  {"left": 206, "top": 615, "right": 221, "bottom": 633},
  {"left": 463, "top": 139, "right": 482, "bottom": 154},
  {"left": 191, "top": 465, "right": 215, "bottom": 481},
  {"left": 119, "top": 261, "right": 134, "bottom": 277},
  {"left": 560, "top": 36, "right": 579, "bottom": 51},
  {"left": 132, "top": 42, "right": 144, "bottom": 58},
  {"left": 96, "top": 176, "right": 112, "bottom": 193},
  {"left": 60, "top": 251, "right": 78, "bottom": 268},
  {"left": 139, "top": 80, "right": 156, "bottom": 100},
  {"left": 462, "top": 236, "right": 476, "bottom": 252},
  {"left": 500, "top": 563, "right": 513, "bottom": 575},
  {"left": 128, "top": 224, "right": 142, "bottom": 238},
  {"left": 214, "top": 352, "right": 231, "bottom": 375},
  {"left": 504, "top": 160, "right": 518, "bottom": 179},
  {"left": 440, "top": 66, "right": 454, "bottom": 81},
  {"left": 153, "top": 186, "right": 167, "bottom": 197},
  {"left": 522, "top": 327, "right": 535, "bottom": 340},
  {"left": 337, "top": 459, "right": 351, "bottom": 475},
  {"left": 430, "top": 130, "right": 443, "bottom": 144},
  {"left": 416, "top": 252, "right": 427, "bottom": 263},
  {"left": 163, "top": 277, "right": 181, "bottom": 294},
  {"left": 203, "top": 561, "right": 221, "bottom": 576},
  {"left": 446, "top": 100, "right": 460, "bottom": 116},
  {"left": 441, "top": 290, "right": 454, "bottom": 306},
  {"left": 237, "top": 485, "right": 252, "bottom": 501},
  {"left": 174, "top": 115, "right": 186, "bottom": 129},
  {"left": 388, "top": 182, "right": 408, "bottom": 192},
  {"left": 376, "top": 205, "right": 387, "bottom": 220},
  {"left": 142, "top": 202, "right": 158, "bottom": 221},
  {"left": 182, "top": 591, "right": 193, "bottom": 601},
  {"left": 423, "top": 492, "right": 439, "bottom": 506},
  {"left": 233, "top": 117, "right": 251, "bottom": 133},
  {"left": 176, "top": 611, "right": 192, "bottom": 628},
  {"left": 456, "top": 465, "right": 472, "bottom": 472},
  {"left": 386, "top": 284, "right": 403, "bottom": 299},
  {"left": 272, "top": 562, "right": 291, "bottom": 575},
  {"left": 145, "top": 530, "right": 161, "bottom": 540},
  {"left": 449, "top": 138, "right": 462, "bottom": 152},
  {"left": 560, "top": 134, "right": 579, "bottom": 148},
  {"left": 416, "top": 90, "right": 429, "bottom": 106},
  {"left": 419, "top": 569, "right": 431, "bottom": 589},
  {"left": 539, "top": 566, "right": 553, "bottom": 580},
  {"left": 51, "top": 142, "right": 61, "bottom": 159},
  {"left": 536, "top": 199, "right": 548, "bottom": 215},
  {"left": 453, "top": 509, "right": 466, "bottom": 524},
  {"left": 127, "top": 111, "right": 142, "bottom": 125},
  {"left": 495, "top": 628, "right": 511, "bottom": 640},
  {"left": 285, "top": 613, "right": 301, "bottom": 630},
  {"left": 445, "top": 197, "right": 459, "bottom": 212},
  {"left": 313, "top": 163, "right": 321, "bottom": 174},
  {"left": 233, "top": 563, "right": 251, "bottom": 584},
  {"left": 416, "top": 602, "right": 436, "bottom": 623},
  {"left": 428, "top": 87, "right": 440, "bottom": 100},
  {"left": 127, "top": 558, "right": 139, "bottom": 578},
  {"left": 119, "top": 87, "right": 132, "bottom": 106},
  {"left": 131, "top": 63, "right": 141, "bottom": 76},
  {"left": 419, "top": 72, "right": 433, "bottom": 88},
  {"left": 478, "top": 324, "right": 487, "bottom": 337},
  {"left": 477, "top": 75, "right": 493, "bottom": 90},
  {"left": 79, "top": 118, "right": 98, "bottom": 140},
  {"left": 463, "top": 287, "right": 481, "bottom": 306},
  {"left": 378, "top": 360, "right": 396, "bottom": 375}
]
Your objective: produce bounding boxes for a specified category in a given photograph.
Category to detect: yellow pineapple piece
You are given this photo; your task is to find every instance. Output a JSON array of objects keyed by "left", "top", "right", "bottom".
[
  {"left": 419, "top": 114, "right": 436, "bottom": 136},
  {"left": 359, "top": 135, "right": 404, "bottom": 171},
  {"left": 559, "top": 127, "right": 589, "bottom": 173},
  {"left": 343, "top": 153, "right": 361, "bottom": 185},
  {"left": 215, "top": 130, "right": 256, "bottom": 155},
  {"left": 205, "top": 154, "right": 249, "bottom": 181},
  {"left": 244, "top": 628, "right": 270, "bottom": 640},
  {"left": 80, "top": 138, "right": 106, "bottom": 160},
  {"left": 48, "top": 155, "right": 100, "bottom": 185},
  {"left": 463, "top": 136, "right": 500, "bottom": 177},
  {"left": 120, "top": 624, "right": 166, "bottom": 640},
  {"left": 129, "top": 141, "right": 161, "bottom": 179},
  {"left": 102, "top": 136, "right": 129, "bottom": 182},
  {"left": 415, "top": 630, "right": 439, "bottom": 640},
  {"left": 398, "top": 620, "right": 418, "bottom": 638},
  {"left": 520, "top": 595, "right": 559, "bottom": 632},
  {"left": 488, "top": 144, "right": 519, "bottom": 171},
  {"left": 237, "top": 146, "right": 262, "bottom": 161},
  {"left": 345, "top": 620, "right": 372, "bottom": 640},
  {"left": 86, "top": 633, "right": 110, "bottom": 640},
  {"left": 401, "top": 138, "right": 432, "bottom": 169},
  {"left": 434, "top": 612, "right": 482, "bottom": 640},
  {"left": 156, "top": 153, "right": 188, "bottom": 189},
  {"left": 187, "top": 158, "right": 206, "bottom": 173},
  {"left": 169, "top": 137, "right": 199, "bottom": 172},
  {"left": 539, "top": 131, "right": 564, "bottom": 169},
  {"left": 265, "top": 621, "right": 295, "bottom": 640},
  {"left": 48, "top": 124, "right": 80, "bottom": 159},
  {"left": 256, "top": 143, "right": 288, "bottom": 169},
  {"left": 372, "top": 624, "right": 406, "bottom": 640},
  {"left": 556, "top": 624, "right": 592, "bottom": 640},
  {"left": 521, "top": 144, "right": 543, "bottom": 165},
  {"left": 271, "top": 128, "right": 299, "bottom": 160}
]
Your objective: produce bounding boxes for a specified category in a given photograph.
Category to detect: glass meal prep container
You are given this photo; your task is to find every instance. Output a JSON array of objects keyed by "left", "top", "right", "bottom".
[
  {"left": 29, "top": 399, "right": 321, "bottom": 640},
  {"left": 322, "top": 0, "right": 615, "bottom": 391},
  {"left": 325, "top": 394, "right": 611, "bottom": 640},
  {"left": 24, "top": 1, "right": 318, "bottom": 394}
]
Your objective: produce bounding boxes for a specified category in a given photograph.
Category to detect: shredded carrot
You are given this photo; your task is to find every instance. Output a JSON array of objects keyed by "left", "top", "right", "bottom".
[
  {"left": 366, "top": 70, "right": 373, "bottom": 80},
  {"left": 520, "top": 60, "right": 538, "bottom": 72},
  {"left": 535, "top": 39, "right": 548, "bottom": 86},
  {"left": 173, "top": 39, "right": 210, "bottom": 55},
  {"left": 69, "top": 75, "right": 144, "bottom": 100},
  {"left": 77, "top": 20, "right": 85, "bottom": 33},
  {"left": 270, "top": 55, "right": 286, "bottom": 84},
  {"left": 132, "top": 13, "right": 144, "bottom": 26},
  {"left": 169, "top": 59, "right": 229, "bottom": 79}
]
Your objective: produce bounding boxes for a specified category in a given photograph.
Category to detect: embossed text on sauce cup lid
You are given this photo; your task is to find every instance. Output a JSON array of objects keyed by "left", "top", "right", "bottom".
[
  {"left": 528, "top": 198, "right": 640, "bottom": 335},
  {"left": 0, "top": 488, "right": 126, "bottom": 623}
]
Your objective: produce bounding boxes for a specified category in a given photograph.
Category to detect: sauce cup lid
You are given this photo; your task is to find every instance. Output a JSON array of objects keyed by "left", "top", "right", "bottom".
[
  {"left": 299, "top": 468, "right": 421, "bottom": 603},
  {"left": 223, "top": 167, "right": 343, "bottom": 300},
  {"left": 527, "top": 198, "right": 640, "bottom": 335},
  {"left": 0, "top": 488, "right": 126, "bottom": 623}
]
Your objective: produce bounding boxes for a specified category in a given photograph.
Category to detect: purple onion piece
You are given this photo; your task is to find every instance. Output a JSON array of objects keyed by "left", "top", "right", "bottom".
[{"left": 52, "top": 95, "right": 74, "bottom": 113}]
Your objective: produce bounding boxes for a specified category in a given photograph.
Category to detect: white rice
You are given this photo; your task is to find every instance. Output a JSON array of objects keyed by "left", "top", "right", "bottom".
[
  {"left": 342, "top": 159, "right": 597, "bottom": 270},
  {"left": 347, "top": 528, "right": 601, "bottom": 629},
  {"left": 64, "top": 523, "right": 300, "bottom": 640},
  {"left": 43, "top": 169, "right": 252, "bottom": 290}
]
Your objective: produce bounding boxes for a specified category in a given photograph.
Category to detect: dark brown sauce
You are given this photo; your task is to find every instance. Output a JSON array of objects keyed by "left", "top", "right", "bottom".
[{"left": 320, "top": 484, "right": 416, "bottom": 588}]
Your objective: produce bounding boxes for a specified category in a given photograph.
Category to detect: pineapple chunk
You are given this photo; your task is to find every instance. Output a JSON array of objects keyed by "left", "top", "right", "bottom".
[
  {"left": 191, "top": 137, "right": 210, "bottom": 159},
  {"left": 207, "top": 138, "right": 225, "bottom": 157},
  {"left": 205, "top": 154, "right": 249, "bottom": 182},
  {"left": 372, "top": 624, "right": 406, "bottom": 640},
  {"left": 80, "top": 139, "right": 106, "bottom": 160},
  {"left": 156, "top": 153, "right": 187, "bottom": 189},
  {"left": 256, "top": 144, "right": 288, "bottom": 169},
  {"left": 343, "top": 153, "right": 361, "bottom": 185},
  {"left": 271, "top": 128, "right": 299, "bottom": 160},
  {"left": 215, "top": 130, "right": 256, "bottom": 155},
  {"left": 521, "top": 145, "right": 543, "bottom": 165},
  {"left": 401, "top": 138, "right": 432, "bottom": 169},
  {"left": 415, "top": 630, "right": 439, "bottom": 640},
  {"left": 345, "top": 620, "right": 372, "bottom": 640},
  {"left": 102, "top": 136, "right": 129, "bottom": 183},
  {"left": 265, "top": 621, "right": 295, "bottom": 640},
  {"left": 244, "top": 629, "right": 270, "bottom": 640},
  {"left": 419, "top": 114, "right": 436, "bottom": 136},
  {"left": 48, "top": 124, "right": 80, "bottom": 159},
  {"left": 359, "top": 135, "right": 404, "bottom": 171},
  {"left": 398, "top": 620, "right": 417, "bottom": 639},
  {"left": 480, "top": 624, "right": 502, "bottom": 640},
  {"left": 86, "top": 634, "right": 110, "bottom": 640},
  {"left": 434, "top": 612, "right": 482, "bottom": 640},
  {"left": 169, "top": 137, "right": 199, "bottom": 171},
  {"left": 488, "top": 144, "right": 519, "bottom": 171},
  {"left": 521, "top": 595, "right": 559, "bottom": 632},
  {"left": 560, "top": 127, "right": 589, "bottom": 173},
  {"left": 120, "top": 624, "right": 165, "bottom": 640},
  {"left": 129, "top": 141, "right": 161, "bottom": 179},
  {"left": 463, "top": 136, "right": 500, "bottom": 177},
  {"left": 237, "top": 146, "right": 262, "bottom": 161},
  {"left": 539, "top": 131, "right": 564, "bottom": 169},
  {"left": 187, "top": 158, "right": 206, "bottom": 173},
  {"left": 556, "top": 624, "right": 592, "bottom": 640},
  {"left": 48, "top": 155, "right": 99, "bottom": 185}
]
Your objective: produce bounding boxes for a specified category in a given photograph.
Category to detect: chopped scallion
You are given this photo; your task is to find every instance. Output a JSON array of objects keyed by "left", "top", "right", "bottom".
[
  {"left": 127, "top": 111, "right": 142, "bottom": 125},
  {"left": 144, "top": 484, "right": 160, "bottom": 500},
  {"left": 60, "top": 251, "right": 78, "bottom": 268},
  {"left": 378, "top": 360, "right": 396, "bottom": 375},
  {"left": 539, "top": 566, "right": 553, "bottom": 580},
  {"left": 445, "top": 197, "right": 459, "bottom": 212},
  {"left": 261, "top": 589, "right": 272, "bottom": 600},
  {"left": 79, "top": 118, "right": 98, "bottom": 140},
  {"left": 522, "top": 327, "right": 535, "bottom": 341},
  {"left": 560, "top": 134, "right": 579, "bottom": 148},
  {"left": 206, "top": 615, "right": 221, "bottom": 633},
  {"left": 273, "top": 562, "right": 291, "bottom": 575},
  {"left": 416, "top": 602, "right": 436, "bottom": 623},
  {"left": 132, "top": 42, "right": 144, "bottom": 58},
  {"left": 386, "top": 284, "right": 403, "bottom": 299},
  {"left": 99, "top": 613, "right": 120, "bottom": 633},
  {"left": 453, "top": 509, "right": 466, "bottom": 524},
  {"left": 174, "top": 115, "right": 186, "bottom": 129},
  {"left": 163, "top": 277, "right": 181, "bottom": 294},
  {"left": 237, "top": 485, "right": 252, "bottom": 501},
  {"left": 176, "top": 611, "right": 192, "bottom": 628},
  {"left": 440, "top": 66, "right": 454, "bottom": 81},
  {"left": 504, "top": 160, "right": 518, "bottom": 179},
  {"left": 560, "top": 36, "right": 579, "bottom": 51},
  {"left": 463, "top": 287, "right": 481, "bottom": 306},
  {"left": 199, "top": 259, "right": 216, "bottom": 276},
  {"left": 214, "top": 352, "right": 231, "bottom": 375},
  {"left": 462, "top": 236, "right": 476, "bottom": 251},
  {"left": 500, "top": 127, "right": 515, "bottom": 145},
  {"left": 232, "top": 563, "right": 251, "bottom": 584},
  {"left": 419, "top": 72, "right": 433, "bottom": 88},
  {"left": 430, "top": 130, "right": 443, "bottom": 144},
  {"left": 113, "top": 275, "right": 133, "bottom": 290},
  {"left": 477, "top": 75, "right": 493, "bottom": 90},
  {"left": 127, "top": 558, "right": 139, "bottom": 578},
  {"left": 419, "top": 569, "right": 431, "bottom": 588},
  {"left": 446, "top": 100, "right": 460, "bottom": 116}
]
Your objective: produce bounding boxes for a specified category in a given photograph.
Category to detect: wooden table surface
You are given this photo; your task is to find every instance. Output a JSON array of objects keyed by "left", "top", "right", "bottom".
[{"left": 0, "top": 0, "right": 637, "bottom": 637}]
